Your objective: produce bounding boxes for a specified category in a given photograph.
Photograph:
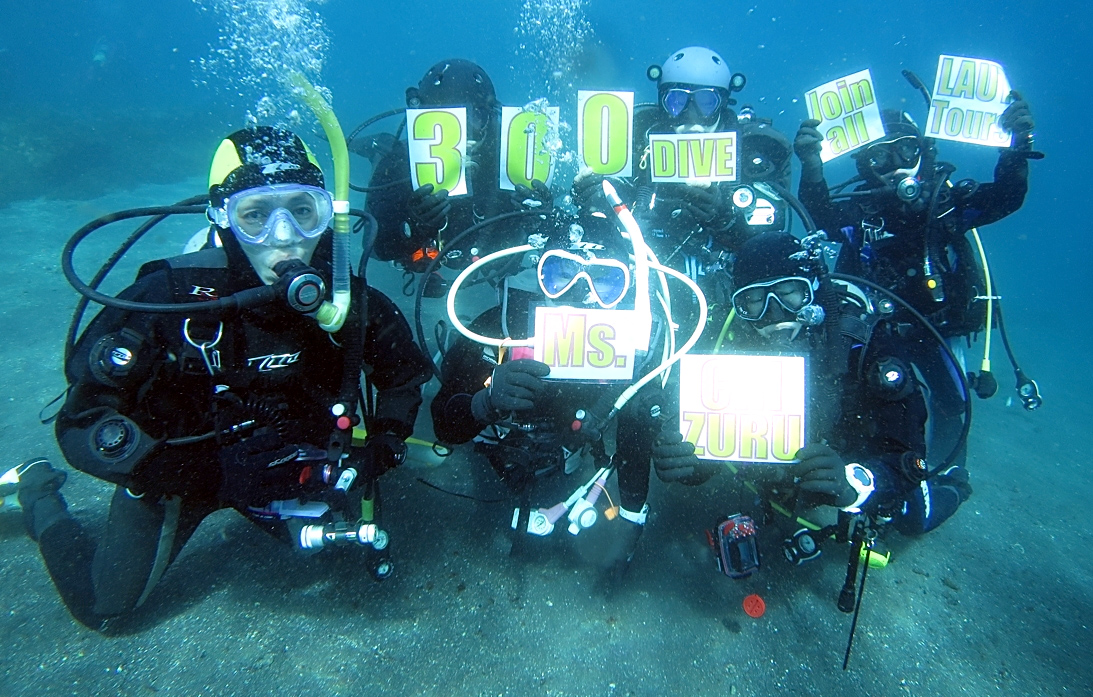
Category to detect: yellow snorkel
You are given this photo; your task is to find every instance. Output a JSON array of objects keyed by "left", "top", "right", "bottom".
[{"left": 290, "top": 72, "right": 351, "bottom": 333}]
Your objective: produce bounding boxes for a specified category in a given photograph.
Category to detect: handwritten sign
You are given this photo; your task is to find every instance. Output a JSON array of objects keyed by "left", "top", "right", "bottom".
[
  {"left": 648, "top": 132, "right": 738, "bottom": 183},
  {"left": 577, "top": 90, "right": 634, "bottom": 177},
  {"left": 499, "top": 105, "right": 560, "bottom": 191},
  {"left": 804, "top": 69, "right": 885, "bottom": 162},
  {"left": 407, "top": 107, "right": 468, "bottom": 196},
  {"left": 926, "top": 54, "right": 1013, "bottom": 147},
  {"left": 679, "top": 354, "right": 806, "bottom": 464},
  {"left": 532, "top": 306, "right": 638, "bottom": 381}
]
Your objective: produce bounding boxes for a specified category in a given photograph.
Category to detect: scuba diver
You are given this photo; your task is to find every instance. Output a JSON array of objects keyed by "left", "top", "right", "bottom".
[
  {"left": 653, "top": 231, "right": 972, "bottom": 579},
  {"left": 572, "top": 46, "right": 794, "bottom": 336},
  {"left": 366, "top": 58, "right": 554, "bottom": 297},
  {"left": 12, "top": 126, "right": 431, "bottom": 630},
  {"left": 793, "top": 94, "right": 1039, "bottom": 464},
  {"left": 430, "top": 188, "right": 707, "bottom": 583}
]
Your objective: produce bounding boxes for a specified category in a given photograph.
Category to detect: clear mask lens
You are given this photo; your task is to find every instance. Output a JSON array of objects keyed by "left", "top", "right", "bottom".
[
  {"left": 732, "top": 277, "right": 814, "bottom": 321},
  {"left": 538, "top": 250, "right": 631, "bottom": 308},
  {"left": 662, "top": 88, "right": 722, "bottom": 118},
  {"left": 221, "top": 184, "right": 333, "bottom": 245}
]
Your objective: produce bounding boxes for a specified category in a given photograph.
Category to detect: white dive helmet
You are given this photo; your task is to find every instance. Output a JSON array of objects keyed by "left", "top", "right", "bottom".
[{"left": 658, "top": 46, "right": 732, "bottom": 89}]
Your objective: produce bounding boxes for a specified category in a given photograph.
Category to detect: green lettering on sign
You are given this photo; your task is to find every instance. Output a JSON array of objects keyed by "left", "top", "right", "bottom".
[
  {"left": 706, "top": 412, "right": 737, "bottom": 458},
  {"left": 542, "top": 313, "right": 586, "bottom": 367},
  {"left": 952, "top": 59, "right": 977, "bottom": 99},
  {"left": 506, "top": 112, "right": 551, "bottom": 188},
  {"left": 586, "top": 324, "right": 616, "bottom": 367},
  {"left": 935, "top": 57, "right": 955, "bottom": 97},
  {"left": 413, "top": 111, "right": 462, "bottom": 192},
  {"left": 715, "top": 137, "right": 735, "bottom": 177},
  {"left": 688, "top": 138, "right": 715, "bottom": 177},
  {"left": 651, "top": 139, "right": 676, "bottom": 178},
  {"left": 682, "top": 412, "right": 707, "bottom": 457},
  {"left": 582, "top": 93, "right": 629, "bottom": 174},
  {"left": 772, "top": 414, "right": 802, "bottom": 461}
]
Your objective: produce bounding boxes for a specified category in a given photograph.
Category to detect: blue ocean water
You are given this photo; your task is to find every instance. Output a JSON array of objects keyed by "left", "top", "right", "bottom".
[{"left": 1, "top": 1, "right": 1090, "bottom": 695}]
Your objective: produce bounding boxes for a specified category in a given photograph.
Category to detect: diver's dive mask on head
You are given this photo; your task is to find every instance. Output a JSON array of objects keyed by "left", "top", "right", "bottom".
[
  {"left": 537, "top": 249, "right": 631, "bottom": 309},
  {"left": 209, "top": 183, "right": 333, "bottom": 245},
  {"left": 731, "top": 276, "right": 817, "bottom": 322},
  {"left": 661, "top": 87, "right": 723, "bottom": 119}
]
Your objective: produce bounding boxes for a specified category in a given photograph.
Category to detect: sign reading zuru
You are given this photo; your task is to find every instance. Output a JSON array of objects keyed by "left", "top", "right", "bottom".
[
  {"left": 406, "top": 107, "right": 468, "bottom": 196},
  {"left": 926, "top": 54, "right": 1013, "bottom": 147},
  {"left": 499, "top": 105, "right": 560, "bottom": 191},
  {"left": 678, "top": 354, "right": 806, "bottom": 464},
  {"left": 577, "top": 90, "right": 634, "bottom": 177},
  {"left": 531, "top": 306, "right": 638, "bottom": 382},
  {"left": 804, "top": 69, "right": 885, "bottom": 162},
  {"left": 648, "top": 132, "right": 738, "bottom": 184}
]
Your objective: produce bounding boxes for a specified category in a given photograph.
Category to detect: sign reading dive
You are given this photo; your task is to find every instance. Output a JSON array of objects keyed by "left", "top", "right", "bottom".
[
  {"left": 678, "top": 354, "right": 806, "bottom": 464},
  {"left": 532, "top": 306, "right": 638, "bottom": 381},
  {"left": 804, "top": 69, "right": 885, "bottom": 162},
  {"left": 499, "top": 105, "right": 560, "bottom": 190},
  {"left": 648, "top": 132, "right": 738, "bottom": 183},
  {"left": 407, "top": 107, "right": 468, "bottom": 196},
  {"left": 577, "top": 90, "right": 634, "bottom": 177},
  {"left": 926, "top": 54, "right": 1014, "bottom": 147}
]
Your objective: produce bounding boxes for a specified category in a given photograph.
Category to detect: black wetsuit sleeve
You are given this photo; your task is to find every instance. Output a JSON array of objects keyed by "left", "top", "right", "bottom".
[
  {"left": 953, "top": 149, "right": 1030, "bottom": 231},
  {"left": 837, "top": 356, "right": 929, "bottom": 512},
  {"left": 365, "top": 143, "right": 424, "bottom": 264},
  {"left": 361, "top": 287, "right": 431, "bottom": 439},
  {"left": 430, "top": 306, "right": 504, "bottom": 445}
]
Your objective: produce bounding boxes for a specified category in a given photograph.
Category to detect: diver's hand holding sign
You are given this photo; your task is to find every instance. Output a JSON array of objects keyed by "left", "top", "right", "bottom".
[
  {"left": 791, "top": 443, "right": 874, "bottom": 512},
  {"left": 652, "top": 426, "right": 718, "bottom": 485},
  {"left": 408, "top": 184, "right": 451, "bottom": 230},
  {"left": 471, "top": 359, "right": 551, "bottom": 422},
  {"left": 508, "top": 179, "right": 553, "bottom": 211},
  {"left": 793, "top": 118, "right": 825, "bottom": 182}
]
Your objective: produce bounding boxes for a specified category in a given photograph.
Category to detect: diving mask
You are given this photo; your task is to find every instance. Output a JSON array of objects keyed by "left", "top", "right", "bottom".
[
  {"left": 731, "top": 276, "right": 817, "bottom": 322},
  {"left": 661, "top": 87, "right": 722, "bottom": 118},
  {"left": 857, "top": 135, "right": 921, "bottom": 176},
  {"left": 537, "top": 249, "right": 631, "bottom": 309},
  {"left": 210, "top": 183, "right": 334, "bottom": 245}
]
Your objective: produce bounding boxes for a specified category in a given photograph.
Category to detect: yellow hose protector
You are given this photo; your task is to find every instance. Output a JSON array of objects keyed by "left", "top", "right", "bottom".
[{"left": 290, "top": 72, "right": 351, "bottom": 333}]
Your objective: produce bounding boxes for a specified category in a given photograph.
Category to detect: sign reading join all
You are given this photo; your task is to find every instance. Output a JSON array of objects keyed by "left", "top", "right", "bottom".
[
  {"left": 648, "top": 133, "right": 738, "bottom": 184},
  {"left": 804, "top": 69, "right": 885, "bottom": 162}
]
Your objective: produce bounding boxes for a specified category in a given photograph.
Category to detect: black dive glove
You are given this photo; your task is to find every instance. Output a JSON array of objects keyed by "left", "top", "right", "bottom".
[
  {"left": 218, "top": 432, "right": 302, "bottom": 508},
  {"left": 794, "top": 118, "right": 825, "bottom": 182},
  {"left": 1001, "top": 90, "right": 1035, "bottom": 150},
  {"left": 408, "top": 184, "right": 451, "bottom": 229},
  {"left": 791, "top": 443, "right": 859, "bottom": 509},
  {"left": 571, "top": 170, "right": 610, "bottom": 212},
  {"left": 652, "top": 427, "right": 718, "bottom": 485},
  {"left": 509, "top": 179, "right": 553, "bottom": 211},
  {"left": 358, "top": 433, "right": 408, "bottom": 479},
  {"left": 675, "top": 183, "right": 727, "bottom": 227},
  {"left": 471, "top": 359, "right": 551, "bottom": 421}
]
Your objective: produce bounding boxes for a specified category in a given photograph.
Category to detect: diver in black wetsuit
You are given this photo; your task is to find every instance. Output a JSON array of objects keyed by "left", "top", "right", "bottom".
[
  {"left": 14, "top": 127, "right": 431, "bottom": 630},
  {"left": 653, "top": 231, "right": 972, "bottom": 539},
  {"left": 793, "top": 96, "right": 1038, "bottom": 463},
  {"left": 572, "top": 46, "right": 794, "bottom": 338},
  {"left": 430, "top": 213, "right": 682, "bottom": 582},
  {"left": 365, "top": 58, "right": 553, "bottom": 296}
]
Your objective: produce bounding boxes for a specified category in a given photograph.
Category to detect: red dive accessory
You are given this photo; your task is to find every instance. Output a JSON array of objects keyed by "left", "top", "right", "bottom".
[{"left": 706, "top": 513, "right": 760, "bottom": 579}]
